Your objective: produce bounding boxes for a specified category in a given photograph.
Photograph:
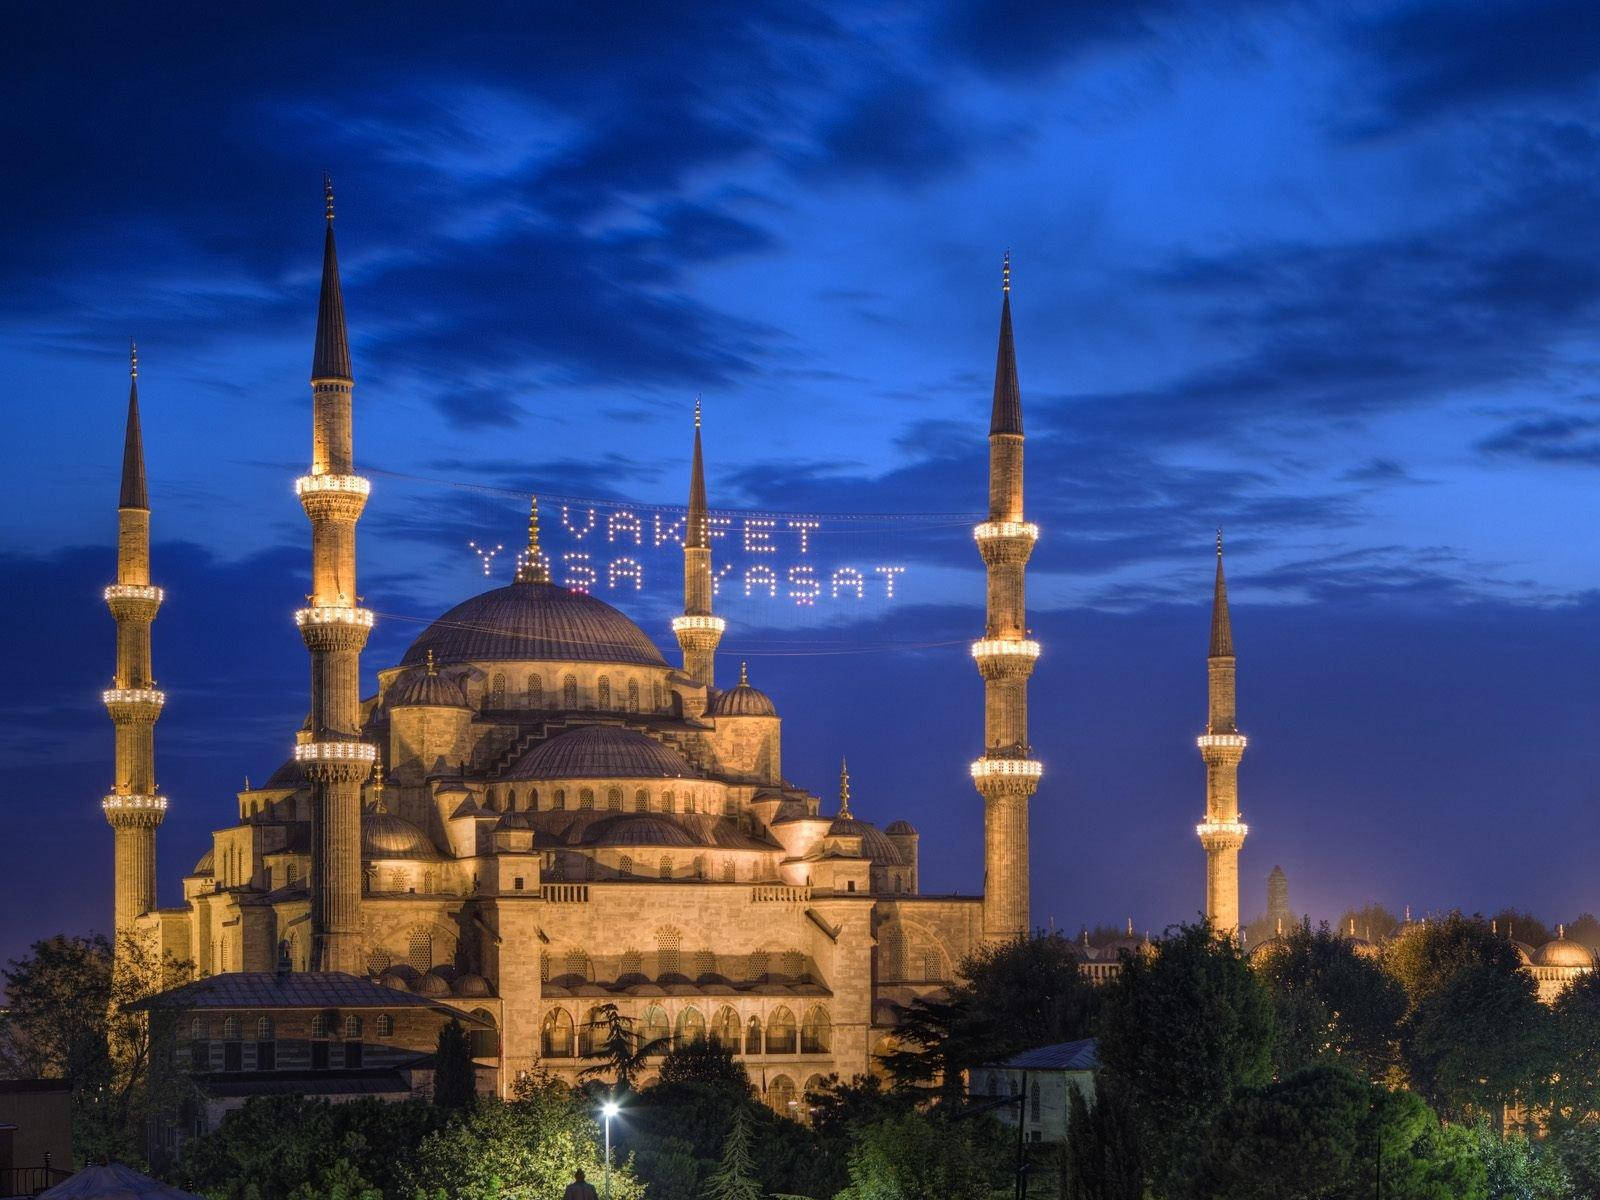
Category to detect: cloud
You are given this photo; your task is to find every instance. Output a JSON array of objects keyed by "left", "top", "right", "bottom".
[{"left": 1477, "top": 414, "right": 1600, "bottom": 465}]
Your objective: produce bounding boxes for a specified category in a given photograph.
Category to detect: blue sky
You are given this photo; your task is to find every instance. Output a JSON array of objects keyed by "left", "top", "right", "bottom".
[{"left": 5, "top": 0, "right": 1600, "bottom": 963}]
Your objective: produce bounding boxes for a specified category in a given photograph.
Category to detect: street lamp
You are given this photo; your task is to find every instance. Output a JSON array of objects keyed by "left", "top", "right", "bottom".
[{"left": 601, "top": 1098, "right": 620, "bottom": 1200}]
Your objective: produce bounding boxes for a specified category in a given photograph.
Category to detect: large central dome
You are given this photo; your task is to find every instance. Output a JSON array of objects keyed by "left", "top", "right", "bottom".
[{"left": 400, "top": 582, "right": 668, "bottom": 669}]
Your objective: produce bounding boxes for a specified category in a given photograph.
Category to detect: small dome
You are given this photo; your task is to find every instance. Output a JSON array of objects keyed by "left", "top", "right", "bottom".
[
  {"left": 825, "top": 817, "right": 906, "bottom": 866},
  {"left": 454, "top": 972, "right": 492, "bottom": 997},
  {"left": 884, "top": 820, "right": 917, "bottom": 836},
  {"left": 388, "top": 662, "right": 469, "bottom": 708},
  {"left": 586, "top": 813, "right": 700, "bottom": 848},
  {"left": 706, "top": 662, "right": 777, "bottom": 717},
  {"left": 400, "top": 582, "right": 668, "bottom": 669},
  {"left": 192, "top": 849, "right": 214, "bottom": 876},
  {"left": 414, "top": 971, "right": 452, "bottom": 997},
  {"left": 1537, "top": 935, "right": 1595, "bottom": 969},
  {"left": 363, "top": 812, "right": 442, "bottom": 860},
  {"left": 504, "top": 725, "right": 696, "bottom": 781},
  {"left": 378, "top": 968, "right": 413, "bottom": 991}
]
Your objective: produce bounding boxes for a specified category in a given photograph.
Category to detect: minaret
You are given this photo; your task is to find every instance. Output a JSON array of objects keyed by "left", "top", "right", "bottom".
[
  {"left": 970, "top": 254, "right": 1041, "bottom": 943},
  {"left": 672, "top": 397, "right": 724, "bottom": 688},
  {"left": 839, "top": 757, "right": 852, "bottom": 818},
  {"left": 1197, "top": 531, "right": 1248, "bottom": 935},
  {"left": 103, "top": 342, "right": 167, "bottom": 936},
  {"left": 293, "top": 179, "right": 376, "bottom": 974}
]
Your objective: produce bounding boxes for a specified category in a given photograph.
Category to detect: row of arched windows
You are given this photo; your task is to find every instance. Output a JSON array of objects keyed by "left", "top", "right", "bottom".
[
  {"left": 540, "top": 946, "right": 809, "bottom": 983},
  {"left": 539, "top": 1004, "right": 830, "bottom": 1059},
  {"left": 485, "top": 672, "right": 666, "bottom": 713},
  {"left": 485, "top": 783, "right": 727, "bottom": 816}
]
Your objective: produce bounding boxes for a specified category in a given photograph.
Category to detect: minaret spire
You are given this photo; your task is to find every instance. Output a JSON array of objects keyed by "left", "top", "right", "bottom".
[
  {"left": 295, "top": 181, "right": 375, "bottom": 974},
  {"left": 515, "top": 496, "right": 550, "bottom": 584},
  {"left": 1197, "top": 532, "right": 1247, "bottom": 937},
  {"left": 839, "top": 757, "right": 852, "bottom": 819},
  {"left": 104, "top": 344, "right": 167, "bottom": 941},
  {"left": 673, "top": 397, "right": 724, "bottom": 689},
  {"left": 971, "top": 256, "right": 1041, "bottom": 943}
]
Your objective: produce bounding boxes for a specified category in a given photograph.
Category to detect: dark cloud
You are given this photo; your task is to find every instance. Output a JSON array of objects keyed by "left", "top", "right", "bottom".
[
  {"left": 938, "top": 0, "right": 1179, "bottom": 78},
  {"left": 1477, "top": 414, "right": 1600, "bottom": 464}
]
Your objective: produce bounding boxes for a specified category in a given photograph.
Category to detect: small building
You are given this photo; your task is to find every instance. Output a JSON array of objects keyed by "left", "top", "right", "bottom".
[{"left": 968, "top": 1038, "right": 1100, "bottom": 1144}]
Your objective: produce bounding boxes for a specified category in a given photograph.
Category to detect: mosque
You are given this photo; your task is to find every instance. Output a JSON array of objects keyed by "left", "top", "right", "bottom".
[{"left": 100, "top": 189, "right": 1043, "bottom": 1112}]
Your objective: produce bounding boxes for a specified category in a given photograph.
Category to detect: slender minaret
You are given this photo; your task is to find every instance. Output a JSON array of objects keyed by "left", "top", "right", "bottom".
[
  {"left": 970, "top": 254, "right": 1041, "bottom": 943},
  {"left": 293, "top": 179, "right": 375, "bottom": 974},
  {"left": 103, "top": 342, "right": 167, "bottom": 937},
  {"left": 1197, "top": 531, "right": 1248, "bottom": 935},
  {"left": 672, "top": 397, "right": 724, "bottom": 688}
]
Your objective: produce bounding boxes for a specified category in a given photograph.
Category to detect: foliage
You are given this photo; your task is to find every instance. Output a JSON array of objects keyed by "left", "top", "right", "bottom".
[
  {"left": 836, "top": 1110, "right": 1006, "bottom": 1200},
  {"left": 1383, "top": 912, "right": 1525, "bottom": 1011},
  {"left": 1253, "top": 922, "right": 1405, "bottom": 1081},
  {"left": 1490, "top": 909, "right": 1554, "bottom": 951},
  {"left": 1550, "top": 970, "right": 1600, "bottom": 1127},
  {"left": 1192, "top": 1066, "right": 1486, "bottom": 1200},
  {"left": 1336, "top": 903, "right": 1401, "bottom": 942},
  {"left": 880, "top": 933, "right": 1098, "bottom": 1102},
  {"left": 432, "top": 1018, "right": 475, "bottom": 1110},
  {"left": 1402, "top": 962, "right": 1553, "bottom": 1123},
  {"left": 175, "top": 1096, "right": 448, "bottom": 1200},
  {"left": 1060, "top": 1074, "right": 1143, "bottom": 1200},
  {"left": 1564, "top": 913, "right": 1600, "bottom": 952},
  {"left": 704, "top": 1103, "right": 762, "bottom": 1200},
  {"left": 1457, "top": 1121, "right": 1569, "bottom": 1200},
  {"left": 404, "top": 1086, "right": 645, "bottom": 1200},
  {"left": 1555, "top": 1121, "right": 1600, "bottom": 1199},
  {"left": 0, "top": 931, "right": 193, "bottom": 1164},
  {"left": 1095, "top": 921, "right": 1273, "bottom": 1198},
  {"left": 654, "top": 1037, "right": 750, "bottom": 1093},
  {"left": 578, "top": 1003, "right": 667, "bottom": 1091}
]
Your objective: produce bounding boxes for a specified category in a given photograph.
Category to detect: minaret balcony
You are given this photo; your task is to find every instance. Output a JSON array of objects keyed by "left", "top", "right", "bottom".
[
  {"left": 298, "top": 608, "right": 374, "bottom": 653},
  {"left": 970, "top": 757, "right": 1043, "bottom": 780},
  {"left": 102, "top": 793, "right": 168, "bottom": 826},
  {"left": 294, "top": 605, "right": 375, "bottom": 628},
  {"left": 1196, "top": 818, "right": 1248, "bottom": 848},
  {"left": 974, "top": 521, "right": 1038, "bottom": 566},
  {"left": 1196, "top": 733, "right": 1248, "bottom": 749},
  {"left": 296, "top": 473, "right": 370, "bottom": 522},
  {"left": 294, "top": 473, "right": 370, "bottom": 498},
  {"left": 294, "top": 740, "right": 378, "bottom": 764},
  {"left": 671, "top": 615, "right": 727, "bottom": 634},
  {"left": 103, "top": 687, "right": 166, "bottom": 721},
  {"left": 104, "top": 583, "right": 163, "bottom": 621},
  {"left": 104, "top": 583, "right": 164, "bottom": 602}
]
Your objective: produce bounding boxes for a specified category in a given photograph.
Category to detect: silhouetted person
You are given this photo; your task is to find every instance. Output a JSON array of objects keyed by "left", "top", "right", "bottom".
[{"left": 563, "top": 1168, "right": 599, "bottom": 1200}]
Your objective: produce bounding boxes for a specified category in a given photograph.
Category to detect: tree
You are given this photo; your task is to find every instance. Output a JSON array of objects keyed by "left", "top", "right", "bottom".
[
  {"left": 1565, "top": 912, "right": 1600, "bottom": 953},
  {"left": 1547, "top": 968, "right": 1600, "bottom": 1127},
  {"left": 836, "top": 1110, "right": 1004, "bottom": 1200},
  {"left": 655, "top": 1037, "right": 750, "bottom": 1093},
  {"left": 1095, "top": 921, "right": 1273, "bottom": 1198},
  {"left": 432, "top": 1018, "right": 475, "bottom": 1110},
  {"left": 1556, "top": 1121, "right": 1600, "bottom": 1199},
  {"left": 1253, "top": 922, "right": 1405, "bottom": 1081},
  {"left": 1384, "top": 912, "right": 1524, "bottom": 1011},
  {"left": 704, "top": 1103, "right": 762, "bottom": 1200},
  {"left": 579, "top": 1003, "right": 667, "bottom": 1091},
  {"left": 1060, "top": 1075, "right": 1143, "bottom": 1200},
  {"left": 1458, "top": 1121, "right": 1568, "bottom": 1200},
  {"left": 1490, "top": 909, "right": 1554, "bottom": 951},
  {"left": 1336, "top": 903, "right": 1401, "bottom": 943}
]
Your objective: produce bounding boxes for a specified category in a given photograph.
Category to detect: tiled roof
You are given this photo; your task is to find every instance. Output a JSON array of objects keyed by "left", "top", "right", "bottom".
[
  {"left": 992, "top": 1038, "right": 1100, "bottom": 1072},
  {"left": 506, "top": 725, "right": 695, "bottom": 781},
  {"left": 128, "top": 972, "right": 491, "bottom": 1021}
]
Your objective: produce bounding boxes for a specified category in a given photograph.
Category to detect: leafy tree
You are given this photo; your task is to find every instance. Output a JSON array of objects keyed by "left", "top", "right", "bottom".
[
  {"left": 704, "top": 1103, "right": 762, "bottom": 1200},
  {"left": 1490, "top": 909, "right": 1554, "bottom": 951},
  {"left": 836, "top": 1110, "right": 1005, "bottom": 1200},
  {"left": 1095, "top": 921, "right": 1273, "bottom": 1198},
  {"left": 1556, "top": 1121, "right": 1600, "bottom": 1198},
  {"left": 1458, "top": 1121, "right": 1569, "bottom": 1200},
  {"left": 432, "top": 1018, "right": 475, "bottom": 1110},
  {"left": 405, "top": 1083, "right": 645, "bottom": 1200},
  {"left": 1252, "top": 922, "right": 1405, "bottom": 1081},
  {"left": 1384, "top": 912, "right": 1524, "bottom": 1011},
  {"left": 655, "top": 1037, "right": 750, "bottom": 1093},
  {"left": 1566, "top": 912, "right": 1600, "bottom": 952},
  {"left": 175, "top": 1096, "right": 448, "bottom": 1200},
  {"left": 1060, "top": 1075, "right": 1143, "bottom": 1200},
  {"left": 805, "top": 1075, "right": 915, "bottom": 1195},
  {"left": 1546, "top": 968, "right": 1600, "bottom": 1127},
  {"left": 1194, "top": 1066, "right": 1486, "bottom": 1200},
  {"left": 1336, "top": 903, "right": 1401, "bottom": 943},
  {"left": 578, "top": 1003, "right": 667, "bottom": 1091},
  {"left": 876, "top": 992, "right": 969, "bottom": 1104}
]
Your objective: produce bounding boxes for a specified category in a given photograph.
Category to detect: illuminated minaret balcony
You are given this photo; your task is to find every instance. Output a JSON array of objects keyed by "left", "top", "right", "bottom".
[
  {"left": 294, "top": 605, "right": 376, "bottom": 628},
  {"left": 102, "top": 792, "right": 168, "bottom": 820},
  {"left": 295, "top": 739, "right": 378, "bottom": 765},
  {"left": 973, "top": 520, "right": 1038, "bottom": 566},
  {"left": 671, "top": 614, "right": 727, "bottom": 635},
  {"left": 1196, "top": 818, "right": 1248, "bottom": 848},
  {"left": 296, "top": 472, "right": 370, "bottom": 522},
  {"left": 971, "top": 637, "right": 1040, "bottom": 682},
  {"left": 1196, "top": 732, "right": 1248, "bottom": 752},
  {"left": 102, "top": 686, "right": 166, "bottom": 722}
]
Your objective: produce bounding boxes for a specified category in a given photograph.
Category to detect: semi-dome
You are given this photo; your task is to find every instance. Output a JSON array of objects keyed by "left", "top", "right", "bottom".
[
  {"left": 826, "top": 816, "right": 906, "bottom": 865},
  {"left": 454, "top": 972, "right": 493, "bottom": 997},
  {"left": 400, "top": 582, "right": 667, "bottom": 669},
  {"left": 1537, "top": 933, "right": 1595, "bottom": 969},
  {"left": 192, "top": 849, "right": 214, "bottom": 876},
  {"left": 388, "top": 661, "right": 469, "bottom": 708},
  {"left": 587, "top": 813, "right": 700, "bottom": 848},
  {"left": 504, "top": 725, "right": 696, "bottom": 781},
  {"left": 414, "top": 971, "right": 452, "bottom": 997},
  {"left": 363, "top": 812, "right": 442, "bottom": 860},
  {"left": 884, "top": 820, "right": 917, "bottom": 836}
]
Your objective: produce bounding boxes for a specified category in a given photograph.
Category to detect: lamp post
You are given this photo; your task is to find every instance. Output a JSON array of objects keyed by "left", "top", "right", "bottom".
[{"left": 601, "top": 1098, "right": 619, "bottom": 1200}]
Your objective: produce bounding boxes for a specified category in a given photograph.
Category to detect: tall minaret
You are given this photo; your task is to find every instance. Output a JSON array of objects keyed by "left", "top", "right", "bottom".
[
  {"left": 672, "top": 397, "right": 723, "bottom": 688},
  {"left": 103, "top": 342, "right": 167, "bottom": 937},
  {"left": 293, "top": 179, "right": 375, "bottom": 974},
  {"left": 1196, "top": 531, "right": 1248, "bottom": 936},
  {"left": 970, "top": 254, "right": 1041, "bottom": 943}
]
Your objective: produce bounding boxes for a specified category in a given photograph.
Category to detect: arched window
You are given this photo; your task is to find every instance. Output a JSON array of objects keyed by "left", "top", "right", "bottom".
[
  {"left": 662, "top": 790, "right": 675, "bottom": 813},
  {"left": 618, "top": 855, "right": 633, "bottom": 877},
  {"left": 409, "top": 929, "right": 432, "bottom": 973},
  {"left": 656, "top": 926, "right": 682, "bottom": 975},
  {"left": 376, "top": 1014, "right": 393, "bottom": 1037},
  {"left": 190, "top": 1017, "right": 203, "bottom": 1039},
  {"left": 490, "top": 673, "right": 506, "bottom": 707},
  {"left": 694, "top": 949, "right": 716, "bottom": 977},
  {"left": 311, "top": 1013, "right": 332, "bottom": 1039},
  {"left": 222, "top": 1016, "right": 240, "bottom": 1040},
  {"left": 676, "top": 1007, "right": 706, "bottom": 1046},
  {"left": 634, "top": 789, "right": 649, "bottom": 813},
  {"left": 344, "top": 1014, "right": 363, "bottom": 1039},
  {"left": 621, "top": 950, "right": 643, "bottom": 976},
  {"left": 745, "top": 1015, "right": 762, "bottom": 1055},
  {"left": 801, "top": 1006, "right": 830, "bottom": 1054},
  {"left": 562, "top": 675, "right": 578, "bottom": 707},
  {"left": 579, "top": 1006, "right": 607, "bottom": 1057},
  {"left": 652, "top": 681, "right": 663, "bottom": 710},
  {"left": 642, "top": 1005, "right": 670, "bottom": 1052},
  {"left": 553, "top": 789, "right": 566, "bottom": 810},
  {"left": 711, "top": 1006, "right": 741, "bottom": 1049},
  {"left": 722, "top": 860, "right": 736, "bottom": 883},
  {"left": 627, "top": 679, "right": 640, "bottom": 711},
  {"left": 692, "top": 855, "right": 706, "bottom": 879},
  {"left": 767, "top": 1074, "right": 797, "bottom": 1114},
  {"left": 1030, "top": 1080, "right": 1041, "bottom": 1121},
  {"left": 922, "top": 949, "right": 942, "bottom": 980},
  {"left": 767, "top": 1006, "right": 797, "bottom": 1054},
  {"left": 749, "top": 950, "right": 770, "bottom": 979},
  {"left": 880, "top": 925, "right": 905, "bottom": 981},
  {"left": 527, "top": 673, "right": 543, "bottom": 707},
  {"left": 725, "top": 796, "right": 737, "bottom": 816},
  {"left": 659, "top": 855, "right": 672, "bottom": 880},
  {"left": 606, "top": 786, "right": 623, "bottom": 811},
  {"left": 782, "top": 950, "right": 805, "bottom": 978},
  {"left": 255, "top": 1016, "right": 273, "bottom": 1040},
  {"left": 597, "top": 676, "right": 611, "bottom": 709},
  {"left": 579, "top": 788, "right": 594, "bottom": 811},
  {"left": 565, "top": 949, "right": 591, "bottom": 979},
  {"left": 541, "top": 1009, "right": 574, "bottom": 1058},
  {"left": 685, "top": 792, "right": 697, "bottom": 814},
  {"left": 286, "top": 861, "right": 298, "bottom": 887}
]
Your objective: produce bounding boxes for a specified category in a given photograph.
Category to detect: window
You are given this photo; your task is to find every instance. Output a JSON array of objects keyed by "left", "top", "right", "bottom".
[
  {"left": 565, "top": 950, "right": 590, "bottom": 979},
  {"left": 767, "top": 1075, "right": 796, "bottom": 1113},
  {"left": 880, "top": 926, "right": 905, "bottom": 981},
  {"left": 749, "top": 950, "right": 770, "bottom": 979},
  {"left": 311, "top": 1040, "right": 330, "bottom": 1070},
  {"left": 675, "top": 1007, "right": 705, "bottom": 1045},
  {"left": 618, "top": 855, "right": 632, "bottom": 877},
  {"left": 579, "top": 1006, "right": 606, "bottom": 1057},
  {"left": 344, "top": 1015, "right": 363, "bottom": 1039},
  {"left": 621, "top": 950, "right": 643, "bottom": 976},
  {"left": 722, "top": 860, "right": 735, "bottom": 882},
  {"left": 662, "top": 790, "right": 674, "bottom": 813},
  {"left": 627, "top": 679, "right": 639, "bottom": 711},
  {"left": 634, "top": 789, "right": 648, "bottom": 813},
  {"left": 922, "top": 950, "right": 942, "bottom": 980},
  {"left": 376, "top": 1014, "right": 394, "bottom": 1038},
  {"left": 846, "top": 880, "right": 856, "bottom": 892},
  {"left": 311, "top": 1013, "right": 332, "bottom": 1038},
  {"left": 694, "top": 949, "right": 715, "bottom": 977},
  {"left": 540, "top": 952, "right": 551, "bottom": 983},
  {"left": 782, "top": 951, "right": 805, "bottom": 978},
  {"left": 711, "top": 1006, "right": 740, "bottom": 1049},
  {"left": 745, "top": 1015, "right": 762, "bottom": 1055},
  {"left": 642, "top": 1006, "right": 670, "bottom": 1052},
  {"left": 554, "top": 789, "right": 566, "bottom": 810},
  {"left": 514, "top": 876, "right": 525, "bottom": 890},
  {"left": 190, "top": 1016, "right": 203, "bottom": 1039},
  {"left": 767, "top": 1007, "right": 797, "bottom": 1054},
  {"left": 190, "top": 1040, "right": 209, "bottom": 1071},
  {"left": 256, "top": 1016, "right": 273, "bottom": 1040},
  {"left": 656, "top": 927, "right": 682, "bottom": 975},
  {"left": 287, "top": 861, "right": 298, "bottom": 887},
  {"left": 606, "top": 787, "right": 623, "bottom": 811},
  {"left": 652, "top": 682, "right": 663, "bottom": 710},
  {"left": 409, "top": 929, "right": 432, "bottom": 973},
  {"left": 597, "top": 677, "right": 611, "bottom": 708},
  {"left": 1030, "top": 1081, "right": 1041, "bottom": 1122},
  {"left": 801, "top": 1006, "right": 831, "bottom": 1054},
  {"left": 223, "top": 1040, "right": 242, "bottom": 1071},
  {"left": 345, "top": 1040, "right": 364, "bottom": 1069},
  {"left": 527, "top": 674, "right": 543, "bottom": 707},
  {"left": 490, "top": 673, "right": 505, "bottom": 707},
  {"left": 685, "top": 792, "right": 697, "bottom": 814},
  {"left": 256, "top": 1038, "right": 276, "bottom": 1070},
  {"left": 562, "top": 675, "right": 577, "bottom": 707},
  {"left": 579, "top": 788, "right": 594, "bottom": 811},
  {"left": 541, "top": 1009, "right": 575, "bottom": 1058},
  {"left": 659, "top": 856, "right": 672, "bottom": 880}
]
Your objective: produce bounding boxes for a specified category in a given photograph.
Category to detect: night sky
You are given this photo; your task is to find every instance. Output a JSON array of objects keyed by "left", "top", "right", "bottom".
[{"left": 5, "top": 1, "right": 1600, "bottom": 969}]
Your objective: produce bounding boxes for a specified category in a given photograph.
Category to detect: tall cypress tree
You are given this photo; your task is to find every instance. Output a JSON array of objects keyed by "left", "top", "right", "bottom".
[
  {"left": 705, "top": 1105, "right": 762, "bottom": 1200},
  {"left": 432, "top": 1018, "right": 475, "bottom": 1110}
]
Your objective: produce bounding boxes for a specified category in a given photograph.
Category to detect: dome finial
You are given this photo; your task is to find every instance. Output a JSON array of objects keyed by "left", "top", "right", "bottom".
[
  {"left": 1127, "top": 916, "right": 1135, "bottom": 937},
  {"left": 425, "top": 648, "right": 437, "bottom": 675},
  {"left": 516, "top": 495, "right": 550, "bottom": 584},
  {"left": 1002, "top": 249, "right": 1011, "bottom": 295},
  {"left": 324, "top": 173, "right": 335, "bottom": 223},
  {"left": 129, "top": 340, "right": 138, "bottom": 380},
  {"left": 739, "top": 660, "right": 749, "bottom": 686},
  {"left": 839, "top": 756, "right": 852, "bottom": 818},
  {"left": 694, "top": 393, "right": 702, "bottom": 431}
]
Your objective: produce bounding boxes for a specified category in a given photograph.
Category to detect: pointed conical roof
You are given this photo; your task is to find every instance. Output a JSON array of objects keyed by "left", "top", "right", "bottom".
[
  {"left": 120, "top": 342, "right": 148, "bottom": 510},
  {"left": 311, "top": 177, "right": 352, "bottom": 383},
  {"left": 686, "top": 397, "right": 708, "bottom": 549},
  {"left": 1209, "top": 530, "right": 1234, "bottom": 657},
  {"left": 990, "top": 253, "right": 1022, "bottom": 436}
]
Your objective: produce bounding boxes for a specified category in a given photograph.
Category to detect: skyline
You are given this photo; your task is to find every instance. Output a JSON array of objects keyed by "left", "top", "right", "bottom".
[{"left": 6, "top": 0, "right": 1600, "bottom": 967}]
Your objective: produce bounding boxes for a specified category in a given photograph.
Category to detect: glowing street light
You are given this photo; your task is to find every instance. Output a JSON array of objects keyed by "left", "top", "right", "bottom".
[{"left": 600, "top": 1098, "right": 620, "bottom": 1200}]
